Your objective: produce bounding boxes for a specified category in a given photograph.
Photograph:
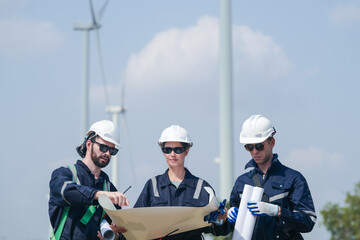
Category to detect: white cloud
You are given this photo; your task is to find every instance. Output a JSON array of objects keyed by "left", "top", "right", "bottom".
[
  {"left": 330, "top": 3, "right": 360, "bottom": 26},
  {"left": 0, "top": 17, "right": 65, "bottom": 58},
  {"left": 125, "top": 16, "right": 292, "bottom": 90},
  {"left": 233, "top": 25, "right": 292, "bottom": 80},
  {"left": 125, "top": 16, "right": 218, "bottom": 89},
  {"left": 285, "top": 146, "right": 344, "bottom": 171}
]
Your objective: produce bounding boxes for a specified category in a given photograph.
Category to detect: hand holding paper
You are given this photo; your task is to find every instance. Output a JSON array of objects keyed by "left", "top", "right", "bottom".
[
  {"left": 204, "top": 199, "right": 227, "bottom": 225},
  {"left": 247, "top": 201, "right": 279, "bottom": 217},
  {"left": 95, "top": 191, "right": 130, "bottom": 207},
  {"left": 99, "top": 187, "right": 219, "bottom": 240}
]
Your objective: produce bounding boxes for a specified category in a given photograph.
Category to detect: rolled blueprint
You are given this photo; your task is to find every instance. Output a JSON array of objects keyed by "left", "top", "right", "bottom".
[
  {"left": 100, "top": 219, "right": 115, "bottom": 240},
  {"left": 241, "top": 186, "right": 264, "bottom": 240},
  {"left": 232, "top": 184, "right": 253, "bottom": 240},
  {"left": 232, "top": 184, "right": 264, "bottom": 240}
]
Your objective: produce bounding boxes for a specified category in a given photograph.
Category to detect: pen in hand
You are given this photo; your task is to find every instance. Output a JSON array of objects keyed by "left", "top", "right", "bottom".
[{"left": 123, "top": 186, "right": 131, "bottom": 194}]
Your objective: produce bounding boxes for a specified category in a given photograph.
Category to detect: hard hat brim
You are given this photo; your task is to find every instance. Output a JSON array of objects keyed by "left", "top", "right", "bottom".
[
  {"left": 100, "top": 134, "right": 120, "bottom": 148},
  {"left": 239, "top": 136, "right": 269, "bottom": 144},
  {"left": 239, "top": 130, "right": 275, "bottom": 145}
]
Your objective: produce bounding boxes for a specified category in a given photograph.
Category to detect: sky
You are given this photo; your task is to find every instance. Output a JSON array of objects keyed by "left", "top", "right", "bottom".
[{"left": 1, "top": 0, "right": 360, "bottom": 239}]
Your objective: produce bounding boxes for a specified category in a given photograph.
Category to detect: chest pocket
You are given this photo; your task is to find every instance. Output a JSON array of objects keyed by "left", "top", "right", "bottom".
[
  {"left": 269, "top": 181, "right": 290, "bottom": 204},
  {"left": 150, "top": 177, "right": 168, "bottom": 206},
  {"left": 151, "top": 177, "right": 204, "bottom": 206},
  {"left": 185, "top": 179, "right": 204, "bottom": 206}
]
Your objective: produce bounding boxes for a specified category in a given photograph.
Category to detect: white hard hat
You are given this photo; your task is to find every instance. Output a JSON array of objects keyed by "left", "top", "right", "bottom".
[
  {"left": 158, "top": 125, "right": 193, "bottom": 146},
  {"left": 239, "top": 115, "right": 276, "bottom": 144},
  {"left": 87, "top": 120, "right": 120, "bottom": 147}
]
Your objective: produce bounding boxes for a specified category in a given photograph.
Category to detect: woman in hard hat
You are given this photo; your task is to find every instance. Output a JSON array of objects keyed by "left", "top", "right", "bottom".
[{"left": 134, "top": 125, "right": 230, "bottom": 240}]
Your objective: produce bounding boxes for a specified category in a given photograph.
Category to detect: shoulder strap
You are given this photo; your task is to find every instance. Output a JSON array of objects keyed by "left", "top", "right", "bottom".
[
  {"left": 50, "top": 206, "right": 70, "bottom": 240},
  {"left": 103, "top": 179, "right": 110, "bottom": 191},
  {"left": 251, "top": 169, "right": 269, "bottom": 202},
  {"left": 52, "top": 164, "right": 109, "bottom": 238},
  {"left": 81, "top": 179, "right": 110, "bottom": 225},
  {"left": 193, "top": 179, "right": 204, "bottom": 199},
  {"left": 151, "top": 177, "right": 160, "bottom": 197},
  {"left": 68, "top": 164, "right": 81, "bottom": 185},
  {"left": 251, "top": 169, "right": 262, "bottom": 188}
]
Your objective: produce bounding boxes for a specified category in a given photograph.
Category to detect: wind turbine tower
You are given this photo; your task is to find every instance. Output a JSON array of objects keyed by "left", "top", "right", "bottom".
[
  {"left": 73, "top": 0, "right": 109, "bottom": 139},
  {"left": 106, "top": 105, "right": 126, "bottom": 188}
]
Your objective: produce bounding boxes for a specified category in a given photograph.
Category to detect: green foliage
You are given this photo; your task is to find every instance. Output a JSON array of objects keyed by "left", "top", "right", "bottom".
[
  {"left": 321, "top": 182, "right": 360, "bottom": 240},
  {"left": 211, "top": 234, "right": 233, "bottom": 240}
]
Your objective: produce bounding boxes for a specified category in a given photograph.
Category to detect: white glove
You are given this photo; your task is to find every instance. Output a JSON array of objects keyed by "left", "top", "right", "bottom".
[
  {"left": 247, "top": 201, "right": 279, "bottom": 216},
  {"left": 227, "top": 207, "right": 238, "bottom": 224}
]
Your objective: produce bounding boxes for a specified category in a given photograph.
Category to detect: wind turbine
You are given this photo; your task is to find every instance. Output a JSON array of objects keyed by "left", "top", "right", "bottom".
[
  {"left": 73, "top": 0, "right": 135, "bottom": 189},
  {"left": 74, "top": 0, "right": 110, "bottom": 140},
  {"left": 107, "top": 75, "right": 137, "bottom": 189}
]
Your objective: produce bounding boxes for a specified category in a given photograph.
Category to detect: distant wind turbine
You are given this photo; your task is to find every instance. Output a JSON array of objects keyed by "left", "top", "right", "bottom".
[
  {"left": 107, "top": 75, "right": 137, "bottom": 189},
  {"left": 73, "top": 0, "right": 110, "bottom": 140},
  {"left": 73, "top": 0, "right": 136, "bottom": 189}
]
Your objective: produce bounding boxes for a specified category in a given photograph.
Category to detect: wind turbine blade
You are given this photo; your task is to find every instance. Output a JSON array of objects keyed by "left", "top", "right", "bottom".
[
  {"left": 97, "top": 0, "right": 110, "bottom": 21},
  {"left": 94, "top": 29, "right": 110, "bottom": 106},
  {"left": 120, "top": 113, "right": 137, "bottom": 187},
  {"left": 88, "top": 0, "right": 98, "bottom": 25}
]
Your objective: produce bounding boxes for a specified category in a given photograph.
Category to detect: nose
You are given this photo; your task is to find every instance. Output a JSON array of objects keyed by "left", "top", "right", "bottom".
[{"left": 103, "top": 148, "right": 111, "bottom": 156}]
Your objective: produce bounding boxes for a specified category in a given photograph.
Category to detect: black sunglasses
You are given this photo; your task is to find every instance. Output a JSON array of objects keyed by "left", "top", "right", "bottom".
[
  {"left": 161, "top": 147, "right": 187, "bottom": 154},
  {"left": 91, "top": 139, "right": 118, "bottom": 155},
  {"left": 244, "top": 143, "right": 265, "bottom": 152}
]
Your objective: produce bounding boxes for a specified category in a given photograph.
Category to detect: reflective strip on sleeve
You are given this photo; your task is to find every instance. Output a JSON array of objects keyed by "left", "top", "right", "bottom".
[
  {"left": 294, "top": 209, "right": 317, "bottom": 223},
  {"left": 269, "top": 192, "right": 289, "bottom": 202},
  {"left": 151, "top": 177, "right": 160, "bottom": 197},
  {"left": 193, "top": 179, "right": 204, "bottom": 199},
  {"left": 61, "top": 181, "right": 74, "bottom": 206},
  {"left": 60, "top": 165, "right": 81, "bottom": 206}
]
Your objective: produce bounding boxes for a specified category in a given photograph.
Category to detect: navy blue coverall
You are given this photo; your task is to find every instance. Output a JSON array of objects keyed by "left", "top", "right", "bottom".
[
  {"left": 49, "top": 160, "right": 125, "bottom": 240},
  {"left": 230, "top": 154, "right": 317, "bottom": 240},
  {"left": 134, "top": 168, "right": 230, "bottom": 240}
]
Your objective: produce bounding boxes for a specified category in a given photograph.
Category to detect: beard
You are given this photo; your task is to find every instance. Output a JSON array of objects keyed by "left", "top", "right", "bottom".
[{"left": 91, "top": 148, "right": 110, "bottom": 168}]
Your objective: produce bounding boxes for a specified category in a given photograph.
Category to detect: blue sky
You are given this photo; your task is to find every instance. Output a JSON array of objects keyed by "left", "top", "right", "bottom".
[{"left": 1, "top": 0, "right": 360, "bottom": 239}]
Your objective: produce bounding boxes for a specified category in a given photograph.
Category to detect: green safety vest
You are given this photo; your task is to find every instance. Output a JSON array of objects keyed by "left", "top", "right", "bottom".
[{"left": 50, "top": 164, "right": 109, "bottom": 240}]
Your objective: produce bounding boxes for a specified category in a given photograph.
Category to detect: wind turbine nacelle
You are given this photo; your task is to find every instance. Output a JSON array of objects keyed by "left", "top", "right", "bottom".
[
  {"left": 73, "top": 22, "right": 101, "bottom": 31},
  {"left": 107, "top": 106, "right": 126, "bottom": 114}
]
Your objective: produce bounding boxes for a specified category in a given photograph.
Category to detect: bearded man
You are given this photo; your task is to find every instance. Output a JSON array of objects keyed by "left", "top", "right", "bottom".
[{"left": 49, "top": 120, "right": 129, "bottom": 240}]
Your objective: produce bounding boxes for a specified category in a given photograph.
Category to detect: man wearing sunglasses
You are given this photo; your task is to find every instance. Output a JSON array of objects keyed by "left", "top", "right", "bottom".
[
  {"left": 227, "top": 115, "right": 317, "bottom": 240},
  {"left": 134, "top": 125, "right": 230, "bottom": 239},
  {"left": 49, "top": 120, "right": 129, "bottom": 240}
]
